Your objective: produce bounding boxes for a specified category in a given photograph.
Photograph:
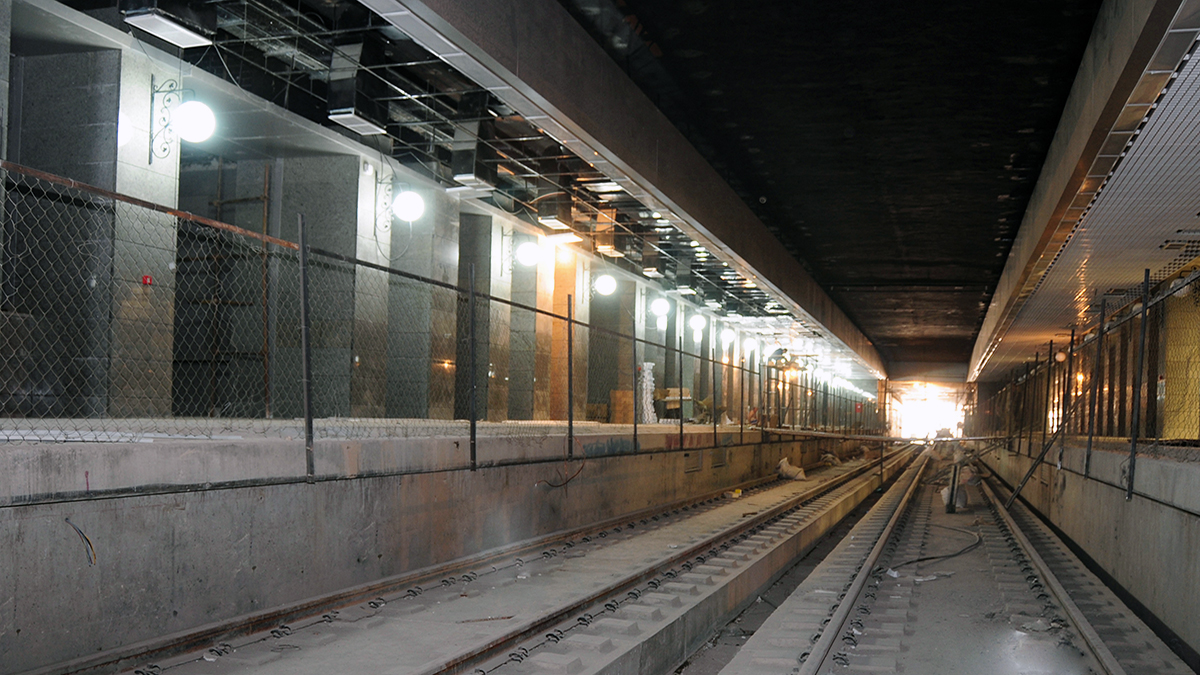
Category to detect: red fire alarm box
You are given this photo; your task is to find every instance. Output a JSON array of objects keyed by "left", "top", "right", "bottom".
[{"left": 142, "top": 275, "right": 153, "bottom": 286}]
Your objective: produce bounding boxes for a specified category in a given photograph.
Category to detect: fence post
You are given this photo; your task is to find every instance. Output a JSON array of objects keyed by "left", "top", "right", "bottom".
[
  {"left": 469, "top": 263, "right": 478, "bottom": 472},
  {"left": 633, "top": 336, "right": 639, "bottom": 452},
  {"left": 567, "top": 294, "right": 574, "bottom": 460},
  {"left": 1026, "top": 357, "right": 1038, "bottom": 456},
  {"left": 1041, "top": 340, "right": 1053, "bottom": 459},
  {"left": 1059, "top": 328, "right": 1075, "bottom": 467},
  {"left": 1127, "top": 269, "right": 1150, "bottom": 501},
  {"left": 739, "top": 357, "right": 745, "bottom": 443},
  {"left": 712, "top": 342, "right": 718, "bottom": 444},
  {"left": 297, "top": 213, "right": 315, "bottom": 483},
  {"left": 678, "top": 333, "right": 684, "bottom": 450},
  {"left": 1086, "top": 299, "right": 1106, "bottom": 477}
]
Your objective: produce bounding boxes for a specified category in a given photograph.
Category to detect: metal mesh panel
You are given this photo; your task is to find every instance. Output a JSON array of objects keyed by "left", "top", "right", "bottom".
[
  {"left": 976, "top": 271, "right": 1200, "bottom": 450},
  {"left": 0, "top": 161, "right": 886, "bottom": 450}
]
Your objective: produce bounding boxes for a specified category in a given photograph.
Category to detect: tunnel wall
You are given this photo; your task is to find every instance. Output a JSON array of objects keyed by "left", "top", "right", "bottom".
[
  {"left": 0, "top": 430, "right": 872, "bottom": 674},
  {"left": 980, "top": 440, "right": 1200, "bottom": 662}
]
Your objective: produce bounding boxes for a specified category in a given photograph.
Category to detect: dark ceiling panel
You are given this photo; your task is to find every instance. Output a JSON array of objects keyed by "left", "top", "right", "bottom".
[{"left": 560, "top": 0, "right": 1101, "bottom": 367}]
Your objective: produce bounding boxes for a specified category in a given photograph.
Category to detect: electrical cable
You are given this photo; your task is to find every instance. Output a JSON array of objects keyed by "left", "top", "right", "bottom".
[
  {"left": 535, "top": 438, "right": 587, "bottom": 489},
  {"left": 886, "top": 523, "right": 981, "bottom": 571},
  {"left": 65, "top": 517, "right": 97, "bottom": 566}
]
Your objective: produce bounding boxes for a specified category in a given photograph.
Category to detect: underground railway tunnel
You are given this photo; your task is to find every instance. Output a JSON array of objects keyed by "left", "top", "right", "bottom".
[{"left": 1, "top": 0, "right": 1200, "bottom": 673}]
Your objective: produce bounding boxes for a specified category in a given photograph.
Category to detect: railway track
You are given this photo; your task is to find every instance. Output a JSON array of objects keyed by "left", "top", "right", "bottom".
[
  {"left": 125, "top": 446, "right": 918, "bottom": 675},
  {"left": 718, "top": 452, "right": 1193, "bottom": 675}
]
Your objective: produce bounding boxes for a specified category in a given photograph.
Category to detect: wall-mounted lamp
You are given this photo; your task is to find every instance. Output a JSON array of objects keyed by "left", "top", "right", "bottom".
[
  {"left": 392, "top": 189, "right": 425, "bottom": 221},
  {"left": 150, "top": 75, "right": 216, "bottom": 163},
  {"left": 650, "top": 298, "right": 670, "bottom": 317},
  {"left": 721, "top": 328, "right": 736, "bottom": 345},
  {"left": 688, "top": 314, "right": 706, "bottom": 331},
  {"left": 594, "top": 274, "right": 617, "bottom": 295},
  {"left": 515, "top": 241, "right": 542, "bottom": 267}
]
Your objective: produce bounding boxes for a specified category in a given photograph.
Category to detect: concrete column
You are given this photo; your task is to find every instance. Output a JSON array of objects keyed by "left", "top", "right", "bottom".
[
  {"left": 586, "top": 274, "right": 635, "bottom": 422},
  {"left": 549, "top": 247, "right": 589, "bottom": 420},
  {"left": 349, "top": 163, "right": 390, "bottom": 417},
  {"left": 455, "top": 213, "right": 493, "bottom": 420},
  {"left": 4, "top": 48, "right": 180, "bottom": 419},
  {"left": 271, "top": 155, "right": 359, "bottom": 418},
  {"left": 1160, "top": 292, "right": 1200, "bottom": 438},
  {"left": 508, "top": 233, "right": 539, "bottom": 420},
  {"left": 385, "top": 187, "right": 458, "bottom": 419}
]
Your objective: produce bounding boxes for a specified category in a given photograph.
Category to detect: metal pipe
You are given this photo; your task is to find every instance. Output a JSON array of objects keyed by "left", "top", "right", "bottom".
[
  {"left": 469, "top": 263, "right": 478, "bottom": 472},
  {"left": 297, "top": 213, "right": 314, "bottom": 482},
  {"left": 1086, "top": 300, "right": 1106, "bottom": 477},
  {"left": 1127, "top": 270, "right": 1150, "bottom": 501}
]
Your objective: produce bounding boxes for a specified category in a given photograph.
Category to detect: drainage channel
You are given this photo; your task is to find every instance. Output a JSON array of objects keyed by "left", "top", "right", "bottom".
[
  {"left": 982, "top": 480, "right": 1192, "bottom": 675},
  {"left": 129, "top": 448, "right": 918, "bottom": 675},
  {"left": 714, "top": 452, "right": 1192, "bottom": 675}
]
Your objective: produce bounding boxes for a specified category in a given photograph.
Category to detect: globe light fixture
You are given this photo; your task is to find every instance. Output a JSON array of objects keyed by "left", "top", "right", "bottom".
[
  {"left": 743, "top": 338, "right": 757, "bottom": 353},
  {"left": 721, "top": 328, "right": 736, "bottom": 345},
  {"left": 656, "top": 315, "right": 668, "bottom": 331},
  {"left": 171, "top": 100, "right": 217, "bottom": 143},
  {"left": 594, "top": 274, "right": 617, "bottom": 295},
  {"left": 650, "top": 298, "right": 670, "bottom": 316},
  {"left": 515, "top": 241, "right": 542, "bottom": 267},
  {"left": 688, "top": 314, "right": 706, "bottom": 331},
  {"left": 392, "top": 190, "right": 425, "bottom": 221}
]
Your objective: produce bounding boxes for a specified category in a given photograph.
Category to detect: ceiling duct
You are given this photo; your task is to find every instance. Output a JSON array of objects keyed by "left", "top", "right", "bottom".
[
  {"left": 121, "top": 0, "right": 215, "bottom": 48},
  {"left": 327, "top": 39, "right": 389, "bottom": 135},
  {"left": 450, "top": 92, "right": 499, "bottom": 190},
  {"left": 537, "top": 192, "right": 573, "bottom": 230}
]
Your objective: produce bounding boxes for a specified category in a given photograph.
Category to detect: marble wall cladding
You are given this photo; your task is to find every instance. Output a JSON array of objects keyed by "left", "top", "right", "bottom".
[
  {"left": 586, "top": 282, "right": 636, "bottom": 421},
  {"left": 267, "top": 156, "right": 360, "bottom": 419},
  {"left": 534, "top": 248, "right": 555, "bottom": 419},
  {"left": 455, "top": 213, "right": 492, "bottom": 420},
  {"left": 349, "top": 170, "right": 391, "bottom": 417},
  {"left": 172, "top": 161, "right": 274, "bottom": 418},
  {"left": 508, "top": 233, "right": 538, "bottom": 420},
  {"left": 549, "top": 250, "right": 590, "bottom": 420},
  {"left": 1, "top": 49, "right": 185, "bottom": 417}
]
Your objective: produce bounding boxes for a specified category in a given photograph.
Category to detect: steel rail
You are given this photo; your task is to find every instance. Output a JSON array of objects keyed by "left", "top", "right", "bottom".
[
  {"left": 980, "top": 479, "right": 1127, "bottom": 675},
  {"left": 426, "top": 446, "right": 919, "bottom": 675},
  {"left": 55, "top": 448, "right": 913, "bottom": 675},
  {"left": 798, "top": 452, "right": 929, "bottom": 675}
]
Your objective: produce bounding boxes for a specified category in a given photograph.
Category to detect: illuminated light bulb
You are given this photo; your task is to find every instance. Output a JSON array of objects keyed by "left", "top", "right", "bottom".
[
  {"left": 721, "top": 328, "right": 735, "bottom": 345},
  {"left": 688, "top": 314, "right": 706, "bottom": 331},
  {"left": 594, "top": 274, "right": 617, "bottom": 295},
  {"left": 743, "top": 338, "right": 757, "bottom": 353},
  {"left": 650, "top": 298, "right": 670, "bottom": 316},
  {"left": 1054, "top": 351, "right": 1067, "bottom": 363},
  {"left": 172, "top": 100, "right": 216, "bottom": 143},
  {"left": 515, "top": 241, "right": 541, "bottom": 267},
  {"left": 656, "top": 315, "right": 668, "bottom": 331},
  {"left": 392, "top": 190, "right": 425, "bottom": 221}
]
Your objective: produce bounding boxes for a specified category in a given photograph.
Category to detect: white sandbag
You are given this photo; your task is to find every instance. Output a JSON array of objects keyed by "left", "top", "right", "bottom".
[{"left": 777, "top": 457, "right": 806, "bottom": 480}]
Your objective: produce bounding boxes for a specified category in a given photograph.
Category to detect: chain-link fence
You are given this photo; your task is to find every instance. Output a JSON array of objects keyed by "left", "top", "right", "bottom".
[
  {"left": 0, "top": 160, "right": 884, "bottom": 457},
  {"left": 969, "top": 268, "right": 1200, "bottom": 493}
]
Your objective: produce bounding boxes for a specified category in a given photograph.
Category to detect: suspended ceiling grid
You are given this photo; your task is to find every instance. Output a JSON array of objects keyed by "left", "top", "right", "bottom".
[{"left": 977, "top": 40, "right": 1200, "bottom": 380}]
